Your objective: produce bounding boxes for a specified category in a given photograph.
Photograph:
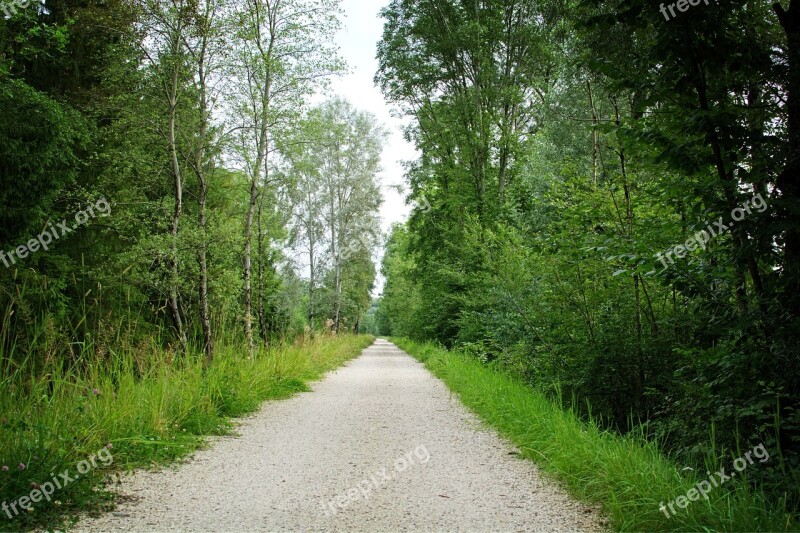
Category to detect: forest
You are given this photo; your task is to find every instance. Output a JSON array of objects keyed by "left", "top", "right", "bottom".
[
  {"left": 0, "top": 0, "right": 386, "bottom": 357},
  {"left": 0, "top": 0, "right": 382, "bottom": 528},
  {"left": 374, "top": 0, "right": 800, "bottom": 525},
  {"left": 2, "top": 0, "right": 800, "bottom": 529}
]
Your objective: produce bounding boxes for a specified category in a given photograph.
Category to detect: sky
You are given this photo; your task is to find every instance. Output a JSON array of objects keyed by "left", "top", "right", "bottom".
[{"left": 328, "top": 0, "right": 419, "bottom": 295}]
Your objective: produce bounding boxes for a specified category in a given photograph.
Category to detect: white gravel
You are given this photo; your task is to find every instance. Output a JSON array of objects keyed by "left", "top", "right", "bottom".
[{"left": 76, "top": 339, "right": 603, "bottom": 532}]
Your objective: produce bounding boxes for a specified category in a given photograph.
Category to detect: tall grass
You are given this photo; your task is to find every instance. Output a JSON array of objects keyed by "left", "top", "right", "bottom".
[
  {"left": 0, "top": 330, "right": 373, "bottom": 531},
  {"left": 393, "top": 338, "right": 797, "bottom": 532}
]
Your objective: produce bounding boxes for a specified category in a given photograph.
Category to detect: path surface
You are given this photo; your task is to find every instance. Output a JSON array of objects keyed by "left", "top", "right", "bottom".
[{"left": 77, "top": 339, "right": 601, "bottom": 532}]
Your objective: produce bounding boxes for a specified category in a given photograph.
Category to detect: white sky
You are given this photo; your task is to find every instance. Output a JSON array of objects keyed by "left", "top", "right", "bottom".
[{"left": 328, "top": 0, "right": 418, "bottom": 295}]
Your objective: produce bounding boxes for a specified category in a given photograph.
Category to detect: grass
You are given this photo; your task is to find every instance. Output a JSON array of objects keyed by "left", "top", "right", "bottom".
[
  {"left": 0, "top": 334, "right": 374, "bottom": 531},
  {"left": 392, "top": 337, "right": 797, "bottom": 532}
]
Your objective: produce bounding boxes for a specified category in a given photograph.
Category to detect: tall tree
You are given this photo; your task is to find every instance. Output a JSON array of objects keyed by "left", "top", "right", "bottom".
[
  {"left": 376, "top": 0, "right": 554, "bottom": 341},
  {"left": 315, "top": 98, "right": 384, "bottom": 332},
  {"left": 185, "top": 0, "right": 228, "bottom": 362},
  {"left": 229, "top": 0, "right": 342, "bottom": 356},
  {"left": 138, "top": 0, "right": 197, "bottom": 350},
  {"left": 283, "top": 121, "right": 327, "bottom": 335}
]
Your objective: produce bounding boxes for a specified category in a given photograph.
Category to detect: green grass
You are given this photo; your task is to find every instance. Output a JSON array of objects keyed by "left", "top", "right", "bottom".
[
  {"left": 0, "top": 334, "right": 374, "bottom": 531},
  {"left": 392, "top": 338, "right": 797, "bottom": 532}
]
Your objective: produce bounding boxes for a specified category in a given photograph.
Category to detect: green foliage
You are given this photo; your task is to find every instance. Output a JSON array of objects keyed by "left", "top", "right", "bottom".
[
  {"left": 377, "top": 0, "right": 800, "bottom": 522},
  {"left": 377, "top": 224, "right": 424, "bottom": 338},
  {"left": 281, "top": 98, "right": 384, "bottom": 334},
  {"left": 0, "top": 77, "right": 89, "bottom": 244}
]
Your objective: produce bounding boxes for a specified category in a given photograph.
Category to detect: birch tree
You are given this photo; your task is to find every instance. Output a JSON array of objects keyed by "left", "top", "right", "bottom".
[
  {"left": 184, "top": 0, "right": 228, "bottom": 363},
  {"left": 284, "top": 132, "right": 326, "bottom": 335},
  {"left": 314, "top": 98, "right": 384, "bottom": 332},
  {"left": 137, "top": 0, "right": 195, "bottom": 350},
  {"left": 229, "top": 0, "right": 342, "bottom": 356}
]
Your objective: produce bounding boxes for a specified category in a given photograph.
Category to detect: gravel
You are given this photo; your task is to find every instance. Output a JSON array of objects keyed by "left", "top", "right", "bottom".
[{"left": 75, "top": 339, "right": 602, "bottom": 532}]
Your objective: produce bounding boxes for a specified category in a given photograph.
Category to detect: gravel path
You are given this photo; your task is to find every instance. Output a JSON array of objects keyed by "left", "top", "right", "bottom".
[{"left": 76, "top": 339, "right": 602, "bottom": 532}]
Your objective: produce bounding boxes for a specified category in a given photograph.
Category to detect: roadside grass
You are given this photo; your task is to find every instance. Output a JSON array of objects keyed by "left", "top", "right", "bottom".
[
  {"left": 0, "top": 334, "right": 373, "bottom": 532},
  {"left": 392, "top": 338, "right": 796, "bottom": 532}
]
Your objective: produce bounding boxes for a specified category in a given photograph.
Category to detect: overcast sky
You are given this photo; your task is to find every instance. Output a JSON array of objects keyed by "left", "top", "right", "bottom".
[{"left": 328, "top": 0, "right": 418, "bottom": 295}]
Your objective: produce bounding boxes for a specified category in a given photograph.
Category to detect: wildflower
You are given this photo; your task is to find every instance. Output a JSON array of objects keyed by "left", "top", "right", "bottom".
[
  {"left": 106, "top": 443, "right": 113, "bottom": 449},
  {"left": 31, "top": 482, "right": 39, "bottom": 489},
  {"left": 1, "top": 465, "right": 8, "bottom": 472},
  {"left": 17, "top": 463, "right": 26, "bottom": 470},
  {"left": 92, "top": 388, "right": 100, "bottom": 396}
]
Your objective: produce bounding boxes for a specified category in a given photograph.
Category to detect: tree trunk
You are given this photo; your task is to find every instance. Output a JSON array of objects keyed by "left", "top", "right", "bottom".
[
  {"left": 308, "top": 238, "right": 316, "bottom": 337},
  {"left": 243, "top": 80, "right": 270, "bottom": 359},
  {"left": 687, "top": 51, "right": 755, "bottom": 314},
  {"left": 257, "top": 194, "right": 269, "bottom": 346},
  {"left": 332, "top": 225, "right": 342, "bottom": 333},
  {"left": 334, "top": 261, "right": 342, "bottom": 332},
  {"left": 242, "top": 12, "right": 276, "bottom": 358},
  {"left": 198, "top": 185, "right": 213, "bottom": 364},
  {"left": 243, "top": 175, "right": 259, "bottom": 357},
  {"left": 195, "top": 12, "right": 214, "bottom": 364},
  {"left": 329, "top": 186, "right": 342, "bottom": 333},
  {"left": 167, "top": 36, "right": 187, "bottom": 352},
  {"left": 612, "top": 97, "right": 644, "bottom": 408}
]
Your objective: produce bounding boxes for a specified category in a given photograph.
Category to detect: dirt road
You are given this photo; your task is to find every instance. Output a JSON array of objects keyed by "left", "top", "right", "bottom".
[{"left": 77, "top": 339, "right": 600, "bottom": 532}]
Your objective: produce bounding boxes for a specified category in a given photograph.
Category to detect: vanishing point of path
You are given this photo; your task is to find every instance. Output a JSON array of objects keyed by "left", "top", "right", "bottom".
[{"left": 77, "top": 339, "right": 602, "bottom": 532}]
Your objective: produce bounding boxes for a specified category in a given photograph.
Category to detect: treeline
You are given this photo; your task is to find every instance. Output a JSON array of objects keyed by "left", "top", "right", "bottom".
[
  {"left": 375, "top": 0, "right": 800, "bottom": 513},
  {"left": 0, "top": 0, "right": 383, "bottom": 367}
]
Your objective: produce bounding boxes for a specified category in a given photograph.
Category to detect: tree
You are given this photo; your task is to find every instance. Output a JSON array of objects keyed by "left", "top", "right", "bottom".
[
  {"left": 376, "top": 0, "right": 555, "bottom": 343},
  {"left": 229, "top": 0, "right": 342, "bottom": 356},
  {"left": 283, "top": 121, "right": 327, "bottom": 334},
  {"left": 283, "top": 99, "right": 384, "bottom": 334},
  {"left": 314, "top": 98, "right": 384, "bottom": 332}
]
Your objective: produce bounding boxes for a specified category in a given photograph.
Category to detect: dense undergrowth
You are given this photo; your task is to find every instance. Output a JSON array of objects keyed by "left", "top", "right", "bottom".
[
  {"left": 0, "top": 334, "right": 373, "bottom": 531},
  {"left": 393, "top": 338, "right": 798, "bottom": 532}
]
